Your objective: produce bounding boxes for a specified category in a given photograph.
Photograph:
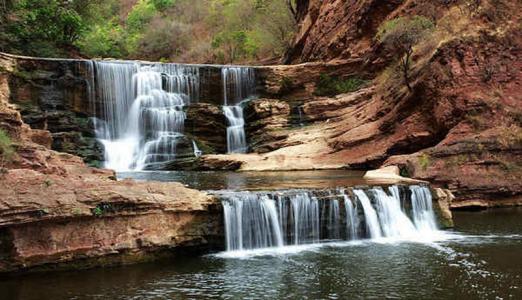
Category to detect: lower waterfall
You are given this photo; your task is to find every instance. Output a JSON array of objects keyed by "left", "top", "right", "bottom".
[{"left": 218, "top": 185, "right": 440, "bottom": 252}]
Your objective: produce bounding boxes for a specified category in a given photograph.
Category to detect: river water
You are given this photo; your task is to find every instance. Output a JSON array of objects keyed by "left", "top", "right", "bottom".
[{"left": 1, "top": 208, "right": 521, "bottom": 299}]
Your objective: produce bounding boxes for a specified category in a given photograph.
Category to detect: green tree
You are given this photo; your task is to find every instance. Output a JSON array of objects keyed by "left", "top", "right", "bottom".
[
  {"left": 376, "top": 16, "right": 434, "bottom": 91},
  {"left": 76, "top": 19, "right": 126, "bottom": 58},
  {"left": 5, "top": 0, "right": 85, "bottom": 56}
]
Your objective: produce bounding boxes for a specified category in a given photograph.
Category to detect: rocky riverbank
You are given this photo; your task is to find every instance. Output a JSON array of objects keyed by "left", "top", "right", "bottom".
[{"left": 0, "top": 71, "right": 223, "bottom": 273}]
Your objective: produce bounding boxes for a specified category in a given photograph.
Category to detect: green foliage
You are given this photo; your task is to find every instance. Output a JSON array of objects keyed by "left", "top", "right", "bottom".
[
  {"left": 2, "top": 0, "right": 296, "bottom": 63},
  {"left": 399, "top": 166, "right": 411, "bottom": 178},
  {"left": 91, "top": 203, "right": 113, "bottom": 217},
  {"left": 376, "top": 16, "right": 434, "bottom": 46},
  {"left": 0, "top": 129, "right": 14, "bottom": 164},
  {"left": 151, "top": 0, "right": 176, "bottom": 11},
  {"left": 126, "top": 0, "right": 156, "bottom": 33},
  {"left": 76, "top": 19, "right": 126, "bottom": 58},
  {"left": 418, "top": 153, "right": 431, "bottom": 171},
  {"left": 314, "top": 74, "right": 368, "bottom": 97},
  {"left": 3, "top": 0, "right": 85, "bottom": 56}
]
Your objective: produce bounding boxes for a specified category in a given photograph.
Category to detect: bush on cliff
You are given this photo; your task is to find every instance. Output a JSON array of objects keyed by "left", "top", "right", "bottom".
[
  {"left": 314, "top": 74, "right": 368, "bottom": 97},
  {"left": 0, "top": 129, "right": 14, "bottom": 172},
  {"left": 376, "top": 16, "right": 434, "bottom": 91}
]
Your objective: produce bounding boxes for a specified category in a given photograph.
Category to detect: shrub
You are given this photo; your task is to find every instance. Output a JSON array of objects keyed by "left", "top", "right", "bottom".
[
  {"left": 0, "top": 129, "right": 14, "bottom": 171},
  {"left": 376, "top": 16, "right": 434, "bottom": 91},
  {"left": 134, "top": 18, "right": 190, "bottom": 60},
  {"left": 418, "top": 153, "right": 431, "bottom": 171},
  {"left": 314, "top": 74, "right": 368, "bottom": 97},
  {"left": 91, "top": 203, "right": 114, "bottom": 217}
]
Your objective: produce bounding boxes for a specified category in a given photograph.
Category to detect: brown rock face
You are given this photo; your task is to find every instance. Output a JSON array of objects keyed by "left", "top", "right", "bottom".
[
  {"left": 0, "top": 169, "right": 223, "bottom": 273},
  {"left": 185, "top": 103, "right": 227, "bottom": 154},
  {"left": 244, "top": 98, "right": 291, "bottom": 153},
  {"left": 285, "top": 0, "right": 454, "bottom": 64}
]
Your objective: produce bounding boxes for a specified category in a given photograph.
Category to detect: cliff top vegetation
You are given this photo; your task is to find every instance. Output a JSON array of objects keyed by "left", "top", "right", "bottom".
[{"left": 0, "top": 0, "right": 297, "bottom": 64}]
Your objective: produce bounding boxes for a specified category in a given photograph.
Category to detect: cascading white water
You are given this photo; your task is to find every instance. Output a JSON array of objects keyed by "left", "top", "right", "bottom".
[
  {"left": 371, "top": 188, "right": 418, "bottom": 237},
  {"left": 222, "top": 67, "right": 256, "bottom": 154},
  {"left": 220, "top": 185, "right": 441, "bottom": 252},
  {"left": 353, "top": 189, "right": 383, "bottom": 239},
  {"left": 223, "top": 106, "right": 247, "bottom": 153},
  {"left": 410, "top": 185, "right": 438, "bottom": 232},
  {"left": 343, "top": 193, "right": 359, "bottom": 240},
  {"left": 222, "top": 67, "right": 256, "bottom": 105},
  {"left": 93, "top": 61, "right": 199, "bottom": 171},
  {"left": 90, "top": 61, "right": 256, "bottom": 169},
  {"left": 327, "top": 199, "right": 341, "bottom": 240},
  {"left": 289, "top": 193, "right": 320, "bottom": 245},
  {"left": 223, "top": 193, "right": 284, "bottom": 251}
]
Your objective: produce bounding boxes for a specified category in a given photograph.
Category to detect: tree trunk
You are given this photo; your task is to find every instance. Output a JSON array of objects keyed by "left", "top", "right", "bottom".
[{"left": 402, "top": 48, "right": 413, "bottom": 92}]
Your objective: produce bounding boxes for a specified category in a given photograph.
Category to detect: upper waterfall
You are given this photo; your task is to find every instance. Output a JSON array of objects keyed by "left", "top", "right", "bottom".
[
  {"left": 222, "top": 67, "right": 256, "bottom": 153},
  {"left": 88, "top": 61, "right": 256, "bottom": 171}
]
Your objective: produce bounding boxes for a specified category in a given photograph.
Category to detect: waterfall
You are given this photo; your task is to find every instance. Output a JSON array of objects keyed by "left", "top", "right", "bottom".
[
  {"left": 327, "top": 199, "right": 341, "bottom": 240},
  {"left": 223, "top": 106, "right": 247, "bottom": 153},
  {"left": 89, "top": 60, "right": 257, "bottom": 170},
  {"left": 343, "top": 193, "right": 359, "bottom": 240},
  {"left": 222, "top": 67, "right": 256, "bottom": 105},
  {"left": 371, "top": 188, "right": 417, "bottom": 237},
  {"left": 353, "top": 189, "right": 382, "bottom": 239},
  {"left": 223, "top": 194, "right": 284, "bottom": 251},
  {"left": 219, "top": 185, "right": 440, "bottom": 252},
  {"left": 222, "top": 67, "right": 256, "bottom": 154},
  {"left": 192, "top": 140, "right": 202, "bottom": 157},
  {"left": 289, "top": 193, "right": 320, "bottom": 245},
  {"left": 92, "top": 61, "right": 199, "bottom": 171},
  {"left": 410, "top": 185, "right": 438, "bottom": 232}
]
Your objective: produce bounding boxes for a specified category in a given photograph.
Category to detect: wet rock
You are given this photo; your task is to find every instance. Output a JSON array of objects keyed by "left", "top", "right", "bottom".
[
  {"left": 185, "top": 103, "right": 227, "bottom": 154},
  {"left": 431, "top": 188, "right": 455, "bottom": 228}
]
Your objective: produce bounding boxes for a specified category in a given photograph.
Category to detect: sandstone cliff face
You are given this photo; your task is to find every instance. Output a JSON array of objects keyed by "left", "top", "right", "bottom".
[
  {"left": 285, "top": 0, "right": 455, "bottom": 64},
  {"left": 0, "top": 70, "right": 223, "bottom": 273}
]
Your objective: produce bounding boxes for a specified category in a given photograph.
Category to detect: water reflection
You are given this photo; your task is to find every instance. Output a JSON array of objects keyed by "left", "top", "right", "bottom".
[{"left": 117, "top": 170, "right": 376, "bottom": 191}]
